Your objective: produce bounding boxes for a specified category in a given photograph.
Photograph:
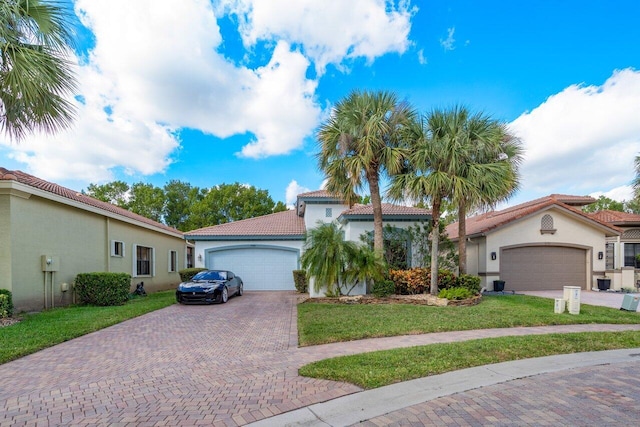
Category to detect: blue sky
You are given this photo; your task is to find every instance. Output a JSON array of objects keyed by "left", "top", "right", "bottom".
[{"left": 2, "top": 0, "right": 640, "bottom": 208}]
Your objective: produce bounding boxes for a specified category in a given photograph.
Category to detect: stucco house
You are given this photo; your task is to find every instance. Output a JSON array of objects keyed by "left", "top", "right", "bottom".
[
  {"left": 445, "top": 195, "right": 621, "bottom": 292},
  {"left": 0, "top": 168, "right": 188, "bottom": 312},
  {"left": 184, "top": 190, "right": 431, "bottom": 295},
  {"left": 588, "top": 210, "right": 640, "bottom": 290}
]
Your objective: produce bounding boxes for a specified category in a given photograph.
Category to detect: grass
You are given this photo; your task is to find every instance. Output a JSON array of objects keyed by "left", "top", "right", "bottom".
[
  {"left": 299, "top": 331, "right": 640, "bottom": 389},
  {"left": 298, "top": 294, "right": 640, "bottom": 346},
  {"left": 0, "top": 290, "right": 176, "bottom": 365}
]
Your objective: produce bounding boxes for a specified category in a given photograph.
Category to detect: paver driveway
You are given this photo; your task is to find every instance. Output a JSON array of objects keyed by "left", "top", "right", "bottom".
[{"left": 2, "top": 291, "right": 640, "bottom": 426}]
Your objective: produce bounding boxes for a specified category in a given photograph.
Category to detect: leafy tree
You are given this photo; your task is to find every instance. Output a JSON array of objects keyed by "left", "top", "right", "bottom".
[
  {"left": 361, "top": 225, "right": 411, "bottom": 270},
  {"left": 634, "top": 154, "right": 640, "bottom": 199},
  {"left": 317, "top": 89, "right": 416, "bottom": 256},
  {"left": 163, "top": 180, "right": 204, "bottom": 230},
  {"left": 624, "top": 198, "right": 640, "bottom": 214},
  {"left": 128, "top": 183, "right": 164, "bottom": 222},
  {"left": 301, "top": 221, "right": 356, "bottom": 295},
  {"left": 582, "top": 195, "right": 625, "bottom": 213},
  {"left": 188, "top": 182, "right": 284, "bottom": 229},
  {"left": 85, "top": 181, "right": 130, "bottom": 207},
  {"left": 406, "top": 221, "right": 457, "bottom": 271},
  {"left": 0, "top": 0, "right": 77, "bottom": 140}
]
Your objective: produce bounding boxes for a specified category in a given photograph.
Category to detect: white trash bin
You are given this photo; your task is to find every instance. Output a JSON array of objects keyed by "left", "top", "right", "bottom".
[
  {"left": 554, "top": 298, "right": 566, "bottom": 314},
  {"left": 563, "top": 286, "right": 581, "bottom": 315}
]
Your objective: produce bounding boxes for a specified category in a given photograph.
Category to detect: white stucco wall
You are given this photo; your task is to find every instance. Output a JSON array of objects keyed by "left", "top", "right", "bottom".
[{"left": 303, "top": 202, "right": 349, "bottom": 231}]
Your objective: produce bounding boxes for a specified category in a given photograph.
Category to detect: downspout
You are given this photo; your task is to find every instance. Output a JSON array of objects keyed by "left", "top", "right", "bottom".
[{"left": 106, "top": 217, "right": 110, "bottom": 272}]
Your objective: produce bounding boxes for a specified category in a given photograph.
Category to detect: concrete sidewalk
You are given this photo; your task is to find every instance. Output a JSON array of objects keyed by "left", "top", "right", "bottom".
[
  {"left": 521, "top": 289, "right": 640, "bottom": 311},
  {"left": 249, "top": 349, "right": 640, "bottom": 426}
]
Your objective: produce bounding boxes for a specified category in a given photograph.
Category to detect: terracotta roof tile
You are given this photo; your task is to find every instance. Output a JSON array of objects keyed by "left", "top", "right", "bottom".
[
  {"left": 446, "top": 195, "right": 618, "bottom": 240},
  {"left": 296, "top": 190, "right": 342, "bottom": 199},
  {"left": 588, "top": 210, "right": 640, "bottom": 226},
  {"left": 185, "top": 209, "right": 304, "bottom": 237},
  {"left": 340, "top": 203, "right": 431, "bottom": 217},
  {"left": 0, "top": 167, "right": 183, "bottom": 236}
]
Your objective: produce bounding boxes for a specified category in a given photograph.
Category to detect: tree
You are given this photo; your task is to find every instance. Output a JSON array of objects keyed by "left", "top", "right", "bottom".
[
  {"left": 0, "top": 0, "right": 77, "bottom": 140},
  {"left": 582, "top": 195, "right": 625, "bottom": 213},
  {"left": 128, "top": 183, "right": 165, "bottom": 222},
  {"left": 634, "top": 155, "right": 640, "bottom": 199},
  {"left": 448, "top": 108, "right": 522, "bottom": 275},
  {"left": 84, "top": 181, "right": 130, "bottom": 207},
  {"left": 188, "top": 182, "right": 285, "bottom": 229},
  {"left": 163, "top": 180, "right": 204, "bottom": 230},
  {"left": 317, "top": 89, "right": 416, "bottom": 256},
  {"left": 301, "top": 221, "right": 357, "bottom": 296},
  {"left": 406, "top": 221, "right": 457, "bottom": 271}
]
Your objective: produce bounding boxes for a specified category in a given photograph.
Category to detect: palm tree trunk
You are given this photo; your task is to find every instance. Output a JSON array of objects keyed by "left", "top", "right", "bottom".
[
  {"left": 457, "top": 198, "right": 467, "bottom": 275},
  {"left": 430, "top": 196, "right": 441, "bottom": 295},
  {"left": 367, "top": 170, "right": 384, "bottom": 256}
]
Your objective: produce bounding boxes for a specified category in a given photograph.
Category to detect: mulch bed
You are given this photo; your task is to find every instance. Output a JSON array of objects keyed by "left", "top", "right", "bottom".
[{"left": 298, "top": 293, "right": 482, "bottom": 307}]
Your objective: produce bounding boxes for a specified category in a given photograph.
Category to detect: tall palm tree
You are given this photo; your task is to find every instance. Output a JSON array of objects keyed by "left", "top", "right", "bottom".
[
  {"left": 0, "top": 0, "right": 77, "bottom": 140},
  {"left": 633, "top": 155, "right": 640, "bottom": 199},
  {"left": 317, "top": 90, "right": 417, "bottom": 255},
  {"left": 450, "top": 109, "right": 523, "bottom": 275}
]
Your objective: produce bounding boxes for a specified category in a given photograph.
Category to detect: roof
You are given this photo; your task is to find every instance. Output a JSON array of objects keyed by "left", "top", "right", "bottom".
[
  {"left": 296, "top": 190, "right": 340, "bottom": 199},
  {"left": 588, "top": 210, "right": 640, "bottom": 227},
  {"left": 446, "top": 194, "right": 619, "bottom": 240},
  {"left": 0, "top": 167, "right": 183, "bottom": 237},
  {"left": 338, "top": 203, "right": 431, "bottom": 220},
  {"left": 185, "top": 209, "right": 305, "bottom": 239}
]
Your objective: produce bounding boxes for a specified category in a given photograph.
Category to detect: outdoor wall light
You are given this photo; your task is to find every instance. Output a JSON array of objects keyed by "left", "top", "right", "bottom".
[
  {"left": 491, "top": 252, "right": 497, "bottom": 260},
  {"left": 197, "top": 254, "right": 203, "bottom": 262},
  {"left": 598, "top": 251, "right": 603, "bottom": 260}
]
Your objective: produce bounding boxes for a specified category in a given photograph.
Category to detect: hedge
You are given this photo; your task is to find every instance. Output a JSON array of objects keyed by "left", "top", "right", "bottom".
[
  {"left": 0, "top": 289, "right": 13, "bottom": 318},
  {"left": 74, "top": 273, "right": 131, "bottom": 306},
  {"left": 292, "top": 270, "right": 308, "bottom": 293},
  {"left": 179, "top": 268, "right": 207, "bottom": 282}
]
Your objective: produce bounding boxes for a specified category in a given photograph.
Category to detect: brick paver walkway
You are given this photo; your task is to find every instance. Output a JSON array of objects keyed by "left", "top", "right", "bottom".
[{"left": 1, "top": 291, "right": 640, "bottom": 426}]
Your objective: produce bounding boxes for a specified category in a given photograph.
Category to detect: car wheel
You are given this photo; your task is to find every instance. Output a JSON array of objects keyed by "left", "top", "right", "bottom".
[
  {"left": 220, "top": 286, "right": 228, "bottom": 303},
  {"left": 237, "top": 283, "right": 243, "bottom": 296}
]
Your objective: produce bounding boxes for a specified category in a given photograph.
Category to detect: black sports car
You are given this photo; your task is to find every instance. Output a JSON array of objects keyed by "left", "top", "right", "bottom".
[{"left": 176, "top": 270, "right": 243, "bottom": 304}]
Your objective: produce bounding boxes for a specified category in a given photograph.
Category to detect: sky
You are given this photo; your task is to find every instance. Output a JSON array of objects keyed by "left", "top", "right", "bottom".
[{"left": 1, "top": 0, "right": 640, "bottom": 209}]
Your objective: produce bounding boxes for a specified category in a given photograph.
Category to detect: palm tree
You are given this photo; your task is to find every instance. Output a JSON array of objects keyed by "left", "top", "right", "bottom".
[
  {"left": 317, "top": 89, "right": 417, "bottom": 256},
  {"left": 0, "top": 0, "right": 77, "bottom": 140},
  {"left": 301, "top": 221, "right": 357, "bottom": 295},
  {"left": 343, "top": 245, "right": 386, "bottom": 295},
  {"left": 633, "top": 155, "right": 640, "bottom": 199},
  {"left": 450, "top": 109, "right": 523, "bottom": 275}
]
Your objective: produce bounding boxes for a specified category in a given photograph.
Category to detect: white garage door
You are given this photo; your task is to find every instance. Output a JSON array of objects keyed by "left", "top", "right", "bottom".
[{"left": 207, "top": 247, "right": 298, "bottom": 291}]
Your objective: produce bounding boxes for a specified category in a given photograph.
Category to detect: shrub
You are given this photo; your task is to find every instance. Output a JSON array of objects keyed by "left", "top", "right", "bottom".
[
  {"left": 75, "top": 273, "right": 131, "bottom": 306},
  {"left": 438, "top": 286, "right": 474, "bottom": 300},
  {"left": 179, "top": 268, "right": 207, "bottom": 282},
  {"left": 293, "top": 270, "right": 308, "bottom": 293},
  {"left": 0, "top": 289, "right": 13, "bottom": 318},
  {"left": 431, "top": 269, "right": 457, "bottom": 290},
  {"left": 372, "top": 280, "right": 395, "bottom": 298},
  {"left": 456, "top": 274, "right": 481, "bottom": 293},
  {"left": 389, "top": 268, "right": 429, "bottom": 294}
]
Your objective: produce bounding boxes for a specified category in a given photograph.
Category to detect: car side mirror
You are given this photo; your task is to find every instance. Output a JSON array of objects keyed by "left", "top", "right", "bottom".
[{"left": 227, "top": 273, "right": 234, "bottom": 279}]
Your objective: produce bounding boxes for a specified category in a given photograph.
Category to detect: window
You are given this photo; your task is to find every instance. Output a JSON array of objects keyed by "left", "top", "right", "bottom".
[
  {"left": 186, "top": 246, "right": 194, "bottom": 268},
  {"left": 134, "top": 245, "right": 154, "bottom": 277},
  {"left": 624, "top": 243, "right": 640, "bottom": 268},
  {"left": 605, "top": 242, "right": 614, "bottom": 270},
  {"left": 169, "top": 250, "right": 178, "bottom": 273},
  {"left": 325, "top": 208, "right": 332, "bottom": 218},
  {"left": 110, "top": 240, "right": 124, "bottom": 257}
]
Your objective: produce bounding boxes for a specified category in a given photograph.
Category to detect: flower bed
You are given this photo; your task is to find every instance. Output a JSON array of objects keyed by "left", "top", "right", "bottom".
[{"left": 300, "top": 293, "right": 482, "bottom": 307}]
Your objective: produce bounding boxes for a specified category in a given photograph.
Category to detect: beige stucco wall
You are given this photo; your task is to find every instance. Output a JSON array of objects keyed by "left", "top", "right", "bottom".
[
  {"left": 2, "top": 188, "right": 185, "bottom": 312},
  {"left": 468, "top": 207, "right": 608, "bottom": 289}
]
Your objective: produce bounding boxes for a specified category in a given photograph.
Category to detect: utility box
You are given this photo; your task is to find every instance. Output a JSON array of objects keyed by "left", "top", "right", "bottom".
[
  {"left": 621, "top": 294, "right": 640, "bottom": 312},
  {"left": 554, "top": 298, "right": 566, "bottom": 314},
  {"left": 41, "top": 255, "right": 60, "bottom": 272},
  {"left": 564, "top": 286, "right": 581, "bottom": 315}
]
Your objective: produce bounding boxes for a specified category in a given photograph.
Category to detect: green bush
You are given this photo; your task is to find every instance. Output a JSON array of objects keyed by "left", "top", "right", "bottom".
[
  {"left": 179, "top": 268, "right": 207, "bottom": 282},
  {"left": 456, "top": 274, "right": 481, "bottom": 293},
  {"left": 75, "top": 273, "right": 131, "bottom": 306},
  {"left": 0, "top": 289, "right": 13, "bottom": 318},
  {"left": 372, "top": 280, "right": 395, "bottom": 298},
  {"left": 293, "top": 270, "right": 308, "bottom": 293},
  {"left": 438, "top": 286, "right": 474, "bottom": 300}
]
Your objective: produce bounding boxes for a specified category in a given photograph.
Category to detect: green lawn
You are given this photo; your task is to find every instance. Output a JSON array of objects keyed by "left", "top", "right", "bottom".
[
  {"left": 0, "top": 291, "right": 176, "bottom": 365},
  {"left": 298, "top": 295, "right": 640, "bottom": 346},
  {"left": 299, "top": 331, "right": 640, "bottom": 389}
]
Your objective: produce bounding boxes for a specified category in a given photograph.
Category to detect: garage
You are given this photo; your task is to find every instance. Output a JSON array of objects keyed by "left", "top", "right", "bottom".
[
  {"left": 207, "top": 246, "right": 299, "bottom": 291},
  {"left": 500, "top": 246, "right": 587, "bottom": 291}
]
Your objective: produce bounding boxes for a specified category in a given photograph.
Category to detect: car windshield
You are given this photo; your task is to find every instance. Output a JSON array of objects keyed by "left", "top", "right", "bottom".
[{"left": 192, "top": 270, "right": 227, "bottom": 281}]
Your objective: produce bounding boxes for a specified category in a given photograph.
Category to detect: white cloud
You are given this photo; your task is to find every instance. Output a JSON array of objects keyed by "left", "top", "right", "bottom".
[
  {"left": 219, "top": 0, "right": 415, "bottom": 73},
  {"left": 440, "top": 27, "right": 455, "bottom": 51},
  {"left": 590, "top": 185, "right": 634, "bottom": 202},
  {"left": 509, "top": 68, "right": 640, "bottom": 199},
  {"left": 285, "top": 180, "right": 311, "bottom": 207},
  {"left": 417, "top": 49, "right": 427, "bottom": 65}
]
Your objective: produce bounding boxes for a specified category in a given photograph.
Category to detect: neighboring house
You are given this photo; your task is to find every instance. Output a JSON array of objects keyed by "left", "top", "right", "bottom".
[
  {"left": 184, "top": 190, "right": 431, "bottom": 295},
  {"left": 445, "top": 195, "right": 620, "bottom": 292},
  {"left": 0, "top": 168, "right": 188, "bottom": 312},
  {"left": 588, "top": 210, "right": 640, "bottom": 289}
]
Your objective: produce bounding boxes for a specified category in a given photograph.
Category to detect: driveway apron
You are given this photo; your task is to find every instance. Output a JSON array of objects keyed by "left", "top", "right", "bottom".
[{"left": 2, "top": 292, "right": 640, "bottom": 426}]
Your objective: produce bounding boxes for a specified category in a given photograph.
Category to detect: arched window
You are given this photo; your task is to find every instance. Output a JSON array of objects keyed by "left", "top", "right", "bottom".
[{"left": 540, "top": 214, "right": 556, "bottom": 234}]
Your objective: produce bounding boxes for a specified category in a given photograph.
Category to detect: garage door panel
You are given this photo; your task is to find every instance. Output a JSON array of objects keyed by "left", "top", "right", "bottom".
[
  {"left": 501, "top": 246, "right": 586, "bottom": 291},
  {"left": 208, "top": 247, "right": 298, "bottom": 291}
]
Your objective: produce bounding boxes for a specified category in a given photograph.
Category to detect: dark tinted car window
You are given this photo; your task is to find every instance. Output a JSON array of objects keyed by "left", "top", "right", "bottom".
[{"left": 192, "top": 270, "right": 227, "bottom": 281}]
